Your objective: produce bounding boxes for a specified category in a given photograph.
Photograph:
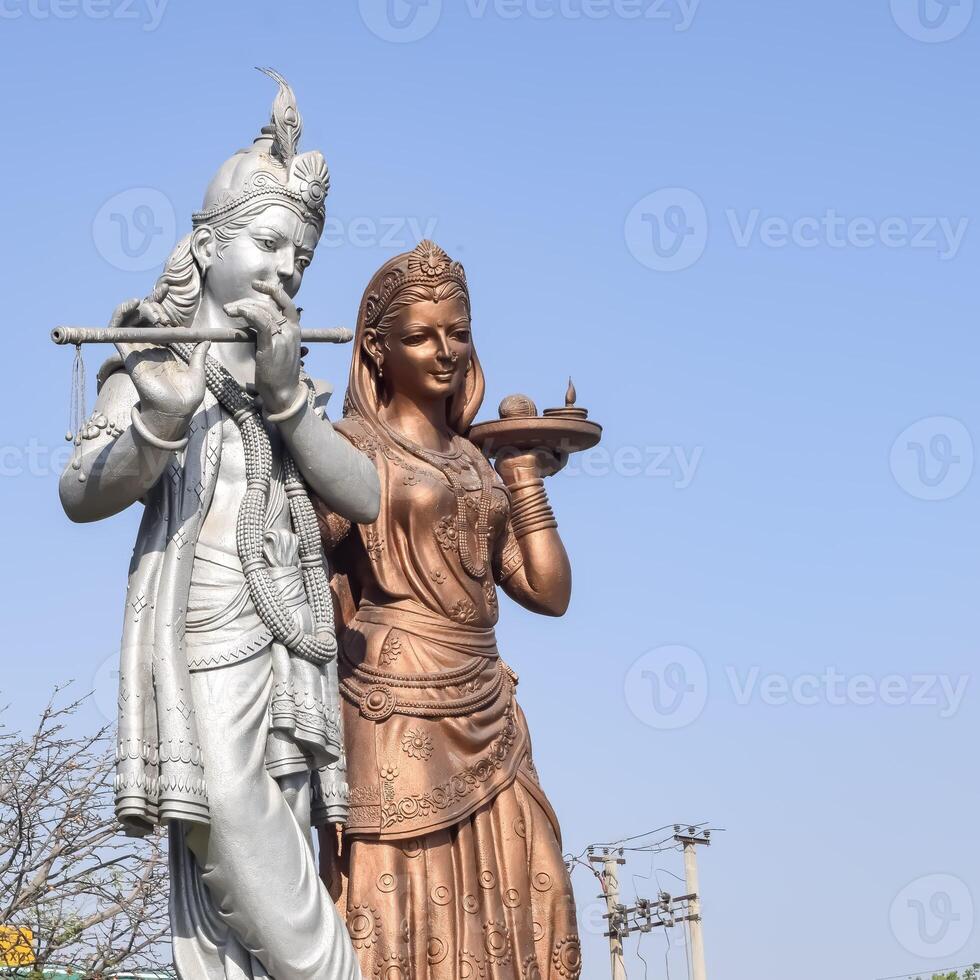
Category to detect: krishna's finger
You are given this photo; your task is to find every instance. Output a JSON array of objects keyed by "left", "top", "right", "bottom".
[
  {"left": 108, "top": 299, "right": 141, "bottom": 331},
  {"left": 113, "top": 340, "right": 157, "bottom": 366},
  {"left": 251, "top": 279, "right": 292, "bottom": 313},
  {"left": 137, "top": 300, "right": 164, "bottom": 327},
  {"left": 224, "top": 300, "right": 278, "bottom": 339},
  {"left": 188, "top": 341, "right": 212, "bottom": 375}
]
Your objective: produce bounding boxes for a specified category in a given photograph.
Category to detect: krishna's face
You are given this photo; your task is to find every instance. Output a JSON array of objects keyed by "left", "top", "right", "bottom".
[{"left": 194, "top": 205, "right": 320, "bottom": 311}]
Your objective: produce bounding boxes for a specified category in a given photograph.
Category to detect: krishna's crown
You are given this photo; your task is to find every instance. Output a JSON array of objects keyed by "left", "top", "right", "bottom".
[
  {"left": 191, "top": 68, "right": 329, "bottom": 230},
  {"left": 364, "top": 241, "right": 468, "bottom": 327}
]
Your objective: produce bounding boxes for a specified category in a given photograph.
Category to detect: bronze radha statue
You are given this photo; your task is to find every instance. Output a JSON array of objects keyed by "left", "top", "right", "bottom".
[{"left": 316, "top": 241, "right": 584, "bottom": 979}]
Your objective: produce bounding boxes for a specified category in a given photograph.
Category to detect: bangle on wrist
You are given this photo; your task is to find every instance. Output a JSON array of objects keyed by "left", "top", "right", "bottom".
[
  {"left": 265, "top": 385, "right": 309, "bottom": 424},
  {"left": 513, "top": 516, "right": 558, "bottom": 540},
  {"left": 513, "top": 508, "right": 555, "bottom": 531},
  {"left": 130, "top": 406, "right": 189, "bottom": 451},
  {"left": 510, "top": 480, "right": 557, "bottom": 538},
  {"left": 510, "top": 484, "right": 549, "bottom": 516}
]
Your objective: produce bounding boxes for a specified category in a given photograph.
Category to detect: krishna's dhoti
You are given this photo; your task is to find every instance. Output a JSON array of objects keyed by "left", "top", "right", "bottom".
[{"left": 169, "top": 539, "right": 359, "bottom": 980}]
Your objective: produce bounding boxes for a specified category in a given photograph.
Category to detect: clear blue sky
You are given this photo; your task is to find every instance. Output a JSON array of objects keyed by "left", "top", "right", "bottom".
[{"left": 2, "top": 2, "right": 978, "bottom": 977}]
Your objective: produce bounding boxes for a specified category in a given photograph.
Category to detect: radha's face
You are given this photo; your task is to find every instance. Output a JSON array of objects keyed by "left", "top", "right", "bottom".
[
  {"left": 375, "top": 295, "right": 473, "bottom": 404},
  {"left": 202, "top": 205, "right": 319, "bottom": 309}
]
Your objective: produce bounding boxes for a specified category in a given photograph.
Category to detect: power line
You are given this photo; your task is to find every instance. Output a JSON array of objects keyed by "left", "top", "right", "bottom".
[
  {"left": 572, "top": 824, "right": 717, "bottom": 980},
  {"left": 876, "top": 963, "right": 980, "bottom": 980}
]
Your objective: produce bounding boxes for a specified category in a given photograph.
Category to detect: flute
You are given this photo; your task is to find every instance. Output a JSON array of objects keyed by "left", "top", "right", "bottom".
[{"left": 51, "top": 326, "right": 353, "bottom": 346}]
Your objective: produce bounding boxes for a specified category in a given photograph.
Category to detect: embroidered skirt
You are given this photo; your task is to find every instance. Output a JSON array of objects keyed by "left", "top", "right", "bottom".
[{"left": 332, "top": 752, "right": 582, "bottom": 979}]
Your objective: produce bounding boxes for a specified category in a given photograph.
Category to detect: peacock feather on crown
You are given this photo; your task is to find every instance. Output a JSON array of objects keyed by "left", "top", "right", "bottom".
[{"left": 191, "top": 68, "right": 329, "bottom": 231}]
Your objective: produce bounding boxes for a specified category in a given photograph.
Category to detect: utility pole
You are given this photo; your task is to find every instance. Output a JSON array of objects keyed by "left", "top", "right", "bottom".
[
  {"left": 674, "top": 827, "right": 710, "bottom": 980},
  {"left": 589, "top": 849, "right": 627, "bottom": 980}
]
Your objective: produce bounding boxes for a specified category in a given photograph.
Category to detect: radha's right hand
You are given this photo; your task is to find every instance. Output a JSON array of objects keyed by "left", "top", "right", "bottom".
[{"left": 111, "top": 286, "right": 211, "bottom": 437}]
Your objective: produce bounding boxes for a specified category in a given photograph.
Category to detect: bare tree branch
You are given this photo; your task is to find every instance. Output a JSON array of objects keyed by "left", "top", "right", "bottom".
[{"left": 0, "top": 688, "right": 171, "bottom": 975}]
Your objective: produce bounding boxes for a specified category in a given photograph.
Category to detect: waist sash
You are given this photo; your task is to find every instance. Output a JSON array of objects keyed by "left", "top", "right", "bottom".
[
  {"left": 353, "top": 600, "right": 499, "bottom": 656},
  {"left": 341, "top": 602, "right": 512, "bottom": 723}
]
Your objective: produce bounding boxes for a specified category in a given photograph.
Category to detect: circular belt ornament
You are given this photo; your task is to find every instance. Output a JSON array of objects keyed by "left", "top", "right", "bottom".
[{"left": 361, "top": 685, "right": 395, "bottom": 721}]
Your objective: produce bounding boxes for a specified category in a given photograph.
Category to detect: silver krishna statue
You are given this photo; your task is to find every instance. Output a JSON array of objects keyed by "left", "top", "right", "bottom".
[{"left": 59, "top": 71, "right": 379, "bottom": 980}]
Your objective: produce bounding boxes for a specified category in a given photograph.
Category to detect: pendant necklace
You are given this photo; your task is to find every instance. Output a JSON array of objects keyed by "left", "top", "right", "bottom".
[{"left": 378, "top": 417, "right": 492, "bottom": 580}]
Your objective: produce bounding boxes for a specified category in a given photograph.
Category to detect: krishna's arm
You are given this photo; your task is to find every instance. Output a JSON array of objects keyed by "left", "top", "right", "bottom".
[
  {"left": 59, "top": 368, "right": 180, "bottom": 523},
  {"left": 276, "top": 398, "right": 380, "bottom": 526}
]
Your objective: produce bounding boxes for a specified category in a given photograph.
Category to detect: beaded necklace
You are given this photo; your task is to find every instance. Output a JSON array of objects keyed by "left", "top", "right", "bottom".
[{"left": 171, "top": 342, "right": 336, "bottom": 666}]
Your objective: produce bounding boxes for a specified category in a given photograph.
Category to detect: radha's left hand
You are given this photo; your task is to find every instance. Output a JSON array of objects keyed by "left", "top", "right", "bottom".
[
  {"left": 494, "top": 447, "right": 567, "bottom": 486},
  {"left": 224, "top": 279, "right": 302, "bottom": 414}
]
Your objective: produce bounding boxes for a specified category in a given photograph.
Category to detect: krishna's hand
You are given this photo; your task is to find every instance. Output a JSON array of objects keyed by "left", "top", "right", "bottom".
[{"left": 224, "top": 279, "right": 302, "bottom": 415}]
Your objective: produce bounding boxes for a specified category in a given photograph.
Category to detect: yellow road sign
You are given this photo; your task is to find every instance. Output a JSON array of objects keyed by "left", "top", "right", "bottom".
[{"left": 0, "top": 925, "right": 34, "bottom": 966}]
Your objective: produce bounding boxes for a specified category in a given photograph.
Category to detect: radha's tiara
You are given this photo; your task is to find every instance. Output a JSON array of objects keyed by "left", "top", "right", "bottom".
[{"left": 364, "top": 241, "right": 468, "bottom": 327}]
